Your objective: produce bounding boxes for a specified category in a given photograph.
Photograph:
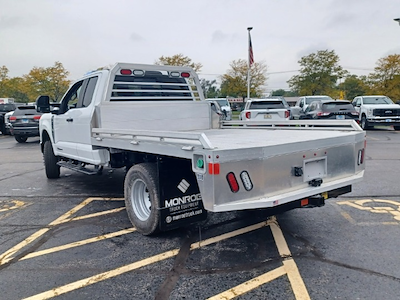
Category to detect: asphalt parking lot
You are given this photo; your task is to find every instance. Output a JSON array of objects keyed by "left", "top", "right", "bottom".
[{"left": 1, "top": 129, "right": 400, "bottom": 300}]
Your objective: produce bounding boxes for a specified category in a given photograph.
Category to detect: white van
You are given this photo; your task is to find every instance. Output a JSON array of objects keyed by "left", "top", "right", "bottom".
[{"left": 205, "top": 98, "right": 232, "bottom": 120}]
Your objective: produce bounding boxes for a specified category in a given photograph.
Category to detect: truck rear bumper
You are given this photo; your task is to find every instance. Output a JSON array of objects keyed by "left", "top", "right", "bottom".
[{"left": 207, "top": 171, "right": 364, "bottom": 212}]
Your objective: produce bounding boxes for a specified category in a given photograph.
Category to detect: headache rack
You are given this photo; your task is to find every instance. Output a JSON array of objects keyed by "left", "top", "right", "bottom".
[{"left": 106, "top": 63, "right": 204, "bottom": 102}]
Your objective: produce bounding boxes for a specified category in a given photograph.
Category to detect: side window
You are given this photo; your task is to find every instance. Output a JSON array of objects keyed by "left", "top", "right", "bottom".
[
  {"left": 60, "top": 81, "right": 84, "bottom": 113},
  {"left": 82, "top": 77, "right": 98, "bottom": 107}
]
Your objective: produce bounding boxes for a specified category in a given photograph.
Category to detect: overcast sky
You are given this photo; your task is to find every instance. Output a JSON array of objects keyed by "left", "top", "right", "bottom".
[{"left": 1, "top": 0, "right": 399, "bottom": 92}]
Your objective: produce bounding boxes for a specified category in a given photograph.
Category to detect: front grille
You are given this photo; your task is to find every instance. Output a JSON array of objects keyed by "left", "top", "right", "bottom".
[{"left": 373, "top": 109, "right": 400, "bottom": 117}]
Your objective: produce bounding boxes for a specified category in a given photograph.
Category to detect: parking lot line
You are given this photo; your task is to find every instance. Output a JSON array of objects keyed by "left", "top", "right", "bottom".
[
  {"left": 0, "top": 197, "right": 104, "bottom": 265},
  {"left": 20, "top": 228, "right": 136, "bottom": 261},
  {"left": 207, "top": 218, "right": 310, "bottom": 300},
  {"left": 0, "top": 200, "right": 26, "bottom": 213},
  {"left": 23, "top": 221, "right": 271, "bottom": 300},
  {"left": 207, "top": 266, "right": 287, "bottom": 300},
  {"left": 270, "top": 220, "right": 310, "bottom": 300}
]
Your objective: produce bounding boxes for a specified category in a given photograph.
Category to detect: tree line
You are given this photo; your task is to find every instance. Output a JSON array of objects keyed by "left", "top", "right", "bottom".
[{"left": 1, "top": 51, "right": 400, "bottom": 103}]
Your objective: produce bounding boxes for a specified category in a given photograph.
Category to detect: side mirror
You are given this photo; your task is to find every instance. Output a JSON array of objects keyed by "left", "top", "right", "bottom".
[{"left": 36, "top": 95, "right": 50, "bottom": 113}]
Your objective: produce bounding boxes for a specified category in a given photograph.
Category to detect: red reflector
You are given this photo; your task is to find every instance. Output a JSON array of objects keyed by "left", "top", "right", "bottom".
[
  {"left": 10, "top": 116, "right": 16, "bottom": 121},
  {"left": 245, "top": 112, "right": 251, "bottom": 119},
  {"left": 208, "top": 163, "right": 220, "bottom": 175},
  {"left": 120, "top": 69, "right": 132, "bottom": 75},
  {"left": 301, "top": 199, "right": 309, "bottom": 206},
  {"left": 227, "top": 172, "right": 239, "bottom": 193},
  {"left": 33, "top": 115, "right": 41, "bottom": 120},
  {"left": 181, "top": 72, "right": 190, "bottom": 78}
]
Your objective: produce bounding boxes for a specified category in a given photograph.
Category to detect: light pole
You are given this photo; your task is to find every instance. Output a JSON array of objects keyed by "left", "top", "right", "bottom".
[
  {"left": 394, "top": 18, "right": 400, "bottom": 25},
  {"left": 247, "top": 27, "right": 253, "bottom": 100}
]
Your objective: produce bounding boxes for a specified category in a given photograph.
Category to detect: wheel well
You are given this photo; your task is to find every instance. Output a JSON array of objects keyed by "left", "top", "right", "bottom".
[{"left": 41, "top": 130, "right": 51, "bottom": 153}]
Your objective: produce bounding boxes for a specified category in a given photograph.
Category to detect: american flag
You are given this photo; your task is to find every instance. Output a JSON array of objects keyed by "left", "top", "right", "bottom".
[{"left": 249, "top": 33, "right": 254, "bottom": 66}]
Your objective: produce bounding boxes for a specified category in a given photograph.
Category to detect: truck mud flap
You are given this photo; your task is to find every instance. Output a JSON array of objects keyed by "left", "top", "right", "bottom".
[{"left": 158, "top": 157, "right": 207, "bottom": 231}]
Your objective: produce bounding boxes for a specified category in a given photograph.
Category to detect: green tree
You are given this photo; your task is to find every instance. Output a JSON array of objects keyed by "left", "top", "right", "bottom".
[
  {"left": 287, "top": 49, "right": 348, "bottom": 96},
  {"left": 368, "top": 54, "right": 400, "bottom": 100},
  {"left": 155, "top": 54, "right": 202, "bottom": 72},
  {"left": 271, "top": 89, "right": 286, "bottom": 96},
  {"left": 200, "top": 79, "right": 220, "bottom": 98},
  {"left": 337, "top": 75, "right": 369, "bottom": 100},
  {"left": 24, "top": 61, "right": 70, "bottom": 102},
  {"left": 220, "top": 59, "right": 268, "bottom": 98},
  {"left": 0, "top": 65, "right": 10, "bottom": 96}
]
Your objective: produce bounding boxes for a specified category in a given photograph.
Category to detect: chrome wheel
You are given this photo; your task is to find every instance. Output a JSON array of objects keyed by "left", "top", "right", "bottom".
[{"left": 130, "top": 178, "right": 151, "bottom": 221}]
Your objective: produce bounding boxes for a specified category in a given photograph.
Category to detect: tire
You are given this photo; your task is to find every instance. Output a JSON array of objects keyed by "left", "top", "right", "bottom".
[
  {"left": 360, "top": 115, "right": 370, "bottom": 130},
  {"left": 15, "top": 135, "right": 28, "bottom": 143},
  {"left": 394, "top": 125, "right": 400, "bottom": 131},
  {"left": 124, "top": 163, "right": 160, "bottom": 236},
  {"left": 43, "top": 140, "right": 60, "bottom": 179}
]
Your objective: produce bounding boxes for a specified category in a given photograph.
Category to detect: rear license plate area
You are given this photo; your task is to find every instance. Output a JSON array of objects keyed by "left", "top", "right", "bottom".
[{"left": 303, "top": 157, "right": 327, "bottom": 182}]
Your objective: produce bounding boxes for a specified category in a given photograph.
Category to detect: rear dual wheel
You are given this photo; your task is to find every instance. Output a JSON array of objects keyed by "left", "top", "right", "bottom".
[{"left": 124, "top": 163, "right": 160, "bottom": 236}]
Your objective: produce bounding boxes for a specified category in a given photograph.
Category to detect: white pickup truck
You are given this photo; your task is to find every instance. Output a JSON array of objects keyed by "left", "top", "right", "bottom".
[
  {"left": 351, "top": 95, "right": 400, "bottom": 130},
  {"left": 36, "top": 63, "right": 366, "bottom": 235}
]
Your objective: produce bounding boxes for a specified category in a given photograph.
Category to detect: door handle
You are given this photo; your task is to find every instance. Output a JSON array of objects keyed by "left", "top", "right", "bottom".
[{"left": 66, "top": 118, "right": 73, "bottom": 122}]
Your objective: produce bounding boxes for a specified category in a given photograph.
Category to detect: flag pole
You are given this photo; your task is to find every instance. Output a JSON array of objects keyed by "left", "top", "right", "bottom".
[{"left": 247, "top": 27, "right": 253, "bottom": 100}]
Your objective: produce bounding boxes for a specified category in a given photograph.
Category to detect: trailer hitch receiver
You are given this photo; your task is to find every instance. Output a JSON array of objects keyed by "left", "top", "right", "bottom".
[{"left": 309, "top": 178, "right": 323, "bottom": 187}]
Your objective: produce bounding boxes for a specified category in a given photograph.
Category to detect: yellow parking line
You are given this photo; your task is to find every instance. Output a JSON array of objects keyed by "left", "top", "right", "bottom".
[
  {"left": 20, "top": 228, "right": 136, "bottom": 261},
  {"left": 270, "top": 218, "right": 310, "bottom": 300},
  {"left": 0, "top": 197, "right": 96, "bottom": 265},
  {"left": 58, "top": 207, "right": 126, "bottom": 224},
  {"left": 23, "top": 221, "right": 270, "bottom": 300},
  {"left": 0, "top": 200, "right": 26, "bottom": 212},
  {"left": 207, "top": 266, "right": 287, "bottom": 300}
]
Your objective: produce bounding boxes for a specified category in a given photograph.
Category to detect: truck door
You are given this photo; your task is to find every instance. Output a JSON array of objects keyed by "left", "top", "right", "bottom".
[{"left": 53, "top": 80, "right": 85, "bottom": 159}]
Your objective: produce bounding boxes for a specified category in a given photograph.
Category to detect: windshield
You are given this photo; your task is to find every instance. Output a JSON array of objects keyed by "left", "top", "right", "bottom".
[
  {"left": 0, "top": 104, "right": 16, "bottom": 112},
  {"left": 305, "top": 96, "right": 332, "bottom": 104},
  {"left": 215, "top": 99, "right": 230, "bottom": 107},
  {"left": 363, "top": 96, "right": 394, "bottom": 105}
]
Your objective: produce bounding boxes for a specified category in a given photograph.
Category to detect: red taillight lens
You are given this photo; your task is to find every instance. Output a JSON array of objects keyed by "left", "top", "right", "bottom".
[
  {"left": 245, "top": 112, "right": 251, "bottom": 119},
  {"left": 10, "top": 116, "right": 16, "bottom": 121},
  {"left": 181, "top": 72, "right": 190, "bottom": 78},
  {"left": 120, "top": 69, "right": 132, "bottom": 75},
  {"left": 227, "top": 172, "right": 239, "bottom": 193},
  {"left": 317, "top": 112, "right": 330, "bottom": 117},
  {"left": 33, "top": 115, "right": 41, "bottom": 120},
  {"left": 208, "top": 163, "right": 220, "bottom": 175},
  {"left": 285, "top": 110, "right": 290, "bottom": 119}
]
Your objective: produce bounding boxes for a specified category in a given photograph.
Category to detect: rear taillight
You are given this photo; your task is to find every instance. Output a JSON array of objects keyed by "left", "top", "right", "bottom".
[
  {"left": 33, "top": 115, "right": 41, "bottom": 120},
  {"left": 358, "top": 140, "right": 366, "bottom": 165},
  {"left": 285, "top": 110, "right": 290, "bottom": 119},
  {"left": 245, "top": 112, "right": 251, "bottom": 119},
  {"left": 317, "top": 112, "right": 330, "bottom": 116},
  {"left": 120, "top": 69, "right": 132, "bottom": 75},
  {"left": 227, "top": 172, "right": 239, "bottom": 193},
  {"left": 9, "top": 116, "right": 16, "bottom": 122}
]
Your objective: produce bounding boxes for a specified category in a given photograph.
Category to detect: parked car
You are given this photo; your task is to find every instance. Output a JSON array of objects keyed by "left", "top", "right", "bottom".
[
  {"left": 0, "top": 103, "right": 17, "bottom": 134},
  {"left": 351, "top": 95, "right": 400, "bottom": 130},
  {"left": 291, "top": 95, "right": 333, "bottom": 119},
  {"left": 239, "top": 98, "right": 290, "bottom": 121},
  {"left": 9, "top": 105, "right": 42, "bottom": 143},
  {"left": 300, "top": 100, "right": 359, "bottom": 121},
  {"left": 206, "top": 98, "right": 232, "bottom": 120}
]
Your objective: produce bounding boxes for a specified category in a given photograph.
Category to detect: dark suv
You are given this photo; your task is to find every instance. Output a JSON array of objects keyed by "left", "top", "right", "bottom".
[
  {"left": 9, "top": 105, "right": 42, "bottom": 143},
  {"left": 0, "top": 103, "right": 17, "bottom": 134}
]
